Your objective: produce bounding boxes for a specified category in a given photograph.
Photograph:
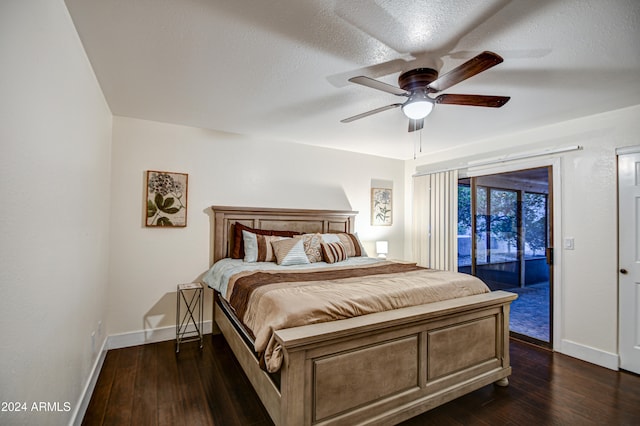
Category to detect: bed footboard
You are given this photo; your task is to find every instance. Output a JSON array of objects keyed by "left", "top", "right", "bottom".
[{"left": 216, "top": 290, "right": 516, "bottom": 426}]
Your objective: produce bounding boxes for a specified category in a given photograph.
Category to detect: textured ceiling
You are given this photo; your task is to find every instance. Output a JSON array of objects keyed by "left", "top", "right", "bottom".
[{"left": 65, "top": 0, "right": 640, "bottom": 160}]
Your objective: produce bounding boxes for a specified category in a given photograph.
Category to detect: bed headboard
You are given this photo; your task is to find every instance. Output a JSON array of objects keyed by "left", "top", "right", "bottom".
[{"left": 211, "top": 206, "right": 358, "bottom": 263}]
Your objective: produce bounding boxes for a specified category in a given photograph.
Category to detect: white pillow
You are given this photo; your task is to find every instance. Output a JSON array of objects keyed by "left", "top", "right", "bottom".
[{"left": 242, "top": 230, "right": 259, "bottom": 262}]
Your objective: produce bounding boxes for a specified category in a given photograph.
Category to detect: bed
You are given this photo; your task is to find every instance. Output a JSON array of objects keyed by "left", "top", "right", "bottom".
[{"left": 206, "top": 205, "right": 516, "bottom": 426}]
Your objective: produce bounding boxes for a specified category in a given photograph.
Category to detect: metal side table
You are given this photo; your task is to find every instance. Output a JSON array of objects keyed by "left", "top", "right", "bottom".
[{"left": 176, "top": 282, "right": 203, "bottom": 352}]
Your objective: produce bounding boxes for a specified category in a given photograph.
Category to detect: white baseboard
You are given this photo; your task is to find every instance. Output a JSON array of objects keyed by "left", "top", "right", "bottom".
[
  {"left": 70, "top": 320, "right": 214, "bottom": 425},
  {"left": 107, "top": 320, "right": 213, "bottom": 350},
  {"left": 69, "top": 337, "right": 108, "bottom": 426},
  {"left": 559, "top": 339, "right": 619, "bottom": 371}
]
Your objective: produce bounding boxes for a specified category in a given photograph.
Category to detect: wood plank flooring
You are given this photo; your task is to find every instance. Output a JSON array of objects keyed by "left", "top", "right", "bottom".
[{"left": 83, "top": 334, "right": 640, "bottom": 425}]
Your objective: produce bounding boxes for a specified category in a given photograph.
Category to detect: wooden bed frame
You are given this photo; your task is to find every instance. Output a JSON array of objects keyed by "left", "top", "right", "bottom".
[{"left": 209, "top": 205, "right": 516, "bottom": 426}]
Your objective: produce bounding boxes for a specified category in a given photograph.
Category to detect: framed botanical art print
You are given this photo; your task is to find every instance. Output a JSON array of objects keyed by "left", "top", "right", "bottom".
[
  {"left": 145, "top": 170, "right": 188, "bottom": 227},
  {"left": 371, "top": 187, "right": 392, "bottom": 226}
]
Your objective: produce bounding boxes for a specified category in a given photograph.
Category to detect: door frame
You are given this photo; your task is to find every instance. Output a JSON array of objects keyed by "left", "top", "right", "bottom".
[{"left": 463, "top": 157, "right": 562, "bottom": 350}]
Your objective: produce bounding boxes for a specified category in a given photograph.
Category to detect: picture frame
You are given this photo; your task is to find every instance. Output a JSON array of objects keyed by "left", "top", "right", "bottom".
[
  {"left": 145, "top": 170, "right": 188, "bottom": 227},
  {"left": 371, "top": 187, "right": 392, "bottom": 226}
]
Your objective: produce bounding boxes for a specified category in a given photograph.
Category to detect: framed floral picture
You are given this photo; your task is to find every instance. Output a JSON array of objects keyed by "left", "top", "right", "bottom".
[
  {"left": 371, "top": 187, "right": 392, "bottom": 226},
  {"left": 145, "top": 170, "right": 188, "bottom": 227}
]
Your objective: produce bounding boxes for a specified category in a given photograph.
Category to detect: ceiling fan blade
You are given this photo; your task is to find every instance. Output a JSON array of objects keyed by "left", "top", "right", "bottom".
[
  {"left": 327, "top": 58, "right": 410, "bottom": 88},
  {"left": 341, "top": 103, "right": 403, "bottom": 123},
  {"left": 427, "top": 51, "right": 504, "bottom": 93},
  {"left": 435, "top": 94, "right": 510, "bottom": 107},
  {"left": 348, "top": 76, "right": 409, "bottom": 96},
  {"left": 408, "top": 119, "right": 424, "bottom": 132}
]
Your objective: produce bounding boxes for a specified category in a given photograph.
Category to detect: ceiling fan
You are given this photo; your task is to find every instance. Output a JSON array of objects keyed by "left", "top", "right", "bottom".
[{"left": 341, "top": 51, "right": 510, "bottom": 132}]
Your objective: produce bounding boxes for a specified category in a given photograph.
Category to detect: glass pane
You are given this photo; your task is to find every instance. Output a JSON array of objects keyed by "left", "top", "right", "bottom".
[
  {"left": 475, "top": 186, "right": 487, "bottom": 265},
  {"left": 489, "top": 189, "right": 518, "bottom": 263},
  {"left": 524, "top": 193, "right": 547, "bottom": 258},
  {"left": 474, "top": 185, "right": 519, "bottom": 290},
  {"left": 457, "top": 182, "right": 472, "bottom": 272},
  {"left": 523, "top": 192, "right": 550, "bottom": 286}
]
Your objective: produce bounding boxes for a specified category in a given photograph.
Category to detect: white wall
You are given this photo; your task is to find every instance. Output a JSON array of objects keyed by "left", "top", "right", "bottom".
[
  {"left": 0, "top": 1, "right": 112, "bottom": 425},
  {"left": 2, "top": 7, "right": 633, "bottom": 424},
  {"left": 404, "top": 104, "right": 640, "bottom": 369},
  {"left": 108, "top": 116, "right": 405, "bottom": 337}
]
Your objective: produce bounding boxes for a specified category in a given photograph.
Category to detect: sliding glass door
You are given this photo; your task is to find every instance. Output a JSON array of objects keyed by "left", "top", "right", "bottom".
[{"left": 458, "top": 167, "right": 552, "bottom": 346}]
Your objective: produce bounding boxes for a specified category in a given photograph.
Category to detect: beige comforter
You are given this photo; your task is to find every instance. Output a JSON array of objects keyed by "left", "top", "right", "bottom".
[{"left": 224, "top": 261, "right": 490, "bottom": 372}]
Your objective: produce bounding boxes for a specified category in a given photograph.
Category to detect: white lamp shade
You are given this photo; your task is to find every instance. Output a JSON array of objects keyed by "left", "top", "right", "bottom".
[{"left": 376, "top": 241, "right": 388, "bottom": 257}]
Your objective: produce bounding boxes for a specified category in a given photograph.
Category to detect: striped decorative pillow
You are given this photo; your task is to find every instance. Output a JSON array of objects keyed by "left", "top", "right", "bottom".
[
  {"left": 321, "top": 233, "right": 366, "bottom": 257},
  {"left": 271, "top": 238, "right": 310, "bottom": 266},
  {"left": 243, "top": 231, "right": 287, "bottom": 262},
  {"left": 231, "top": 223, "right": 301, "bottom": 259},
  {"left": 256, "top": 235, "right": 285, "bottom": 262},
  {"left": 321, "top": 241, "right": 348, "bottom": 264}
]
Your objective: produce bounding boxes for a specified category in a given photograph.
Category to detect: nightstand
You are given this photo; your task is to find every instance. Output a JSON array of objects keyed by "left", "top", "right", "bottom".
[{"left": 176, "top": 282, "right": 203, "bottom": 352}]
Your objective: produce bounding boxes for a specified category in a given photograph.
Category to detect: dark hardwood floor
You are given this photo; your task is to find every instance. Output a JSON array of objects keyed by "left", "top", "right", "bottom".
[{"left": 83, "top": 334, "right": 640, "bottom": 426}]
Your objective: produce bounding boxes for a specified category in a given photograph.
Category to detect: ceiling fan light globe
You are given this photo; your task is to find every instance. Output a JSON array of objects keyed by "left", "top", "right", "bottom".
[{"left": 402, "top": 100, "right": 433, "bottom": 120}]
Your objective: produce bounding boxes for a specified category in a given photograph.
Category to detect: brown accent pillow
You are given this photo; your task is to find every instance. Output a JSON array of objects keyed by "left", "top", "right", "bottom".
[{"left": 231, "top": 223, "right": 301, "bottom": 259}]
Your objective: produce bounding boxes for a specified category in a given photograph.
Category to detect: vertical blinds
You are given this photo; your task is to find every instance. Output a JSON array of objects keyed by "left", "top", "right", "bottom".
[{"left": 412, "top": 170, "right": 458, "bottom": 271}]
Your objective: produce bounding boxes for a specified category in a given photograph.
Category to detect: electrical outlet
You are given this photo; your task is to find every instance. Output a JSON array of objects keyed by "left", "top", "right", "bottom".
[{"left": 91, "top": 331, "right": 96, "bottom": 353}]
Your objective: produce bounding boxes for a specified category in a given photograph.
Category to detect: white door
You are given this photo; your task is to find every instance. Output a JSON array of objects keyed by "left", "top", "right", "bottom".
[{"left": 619, "top": 151, "right": 640, "bottom": 374}]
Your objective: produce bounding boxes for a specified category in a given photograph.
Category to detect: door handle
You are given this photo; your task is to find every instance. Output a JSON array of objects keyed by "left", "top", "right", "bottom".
[{"left": 620, "top": 269, "right": 628, "bottom": 274}]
